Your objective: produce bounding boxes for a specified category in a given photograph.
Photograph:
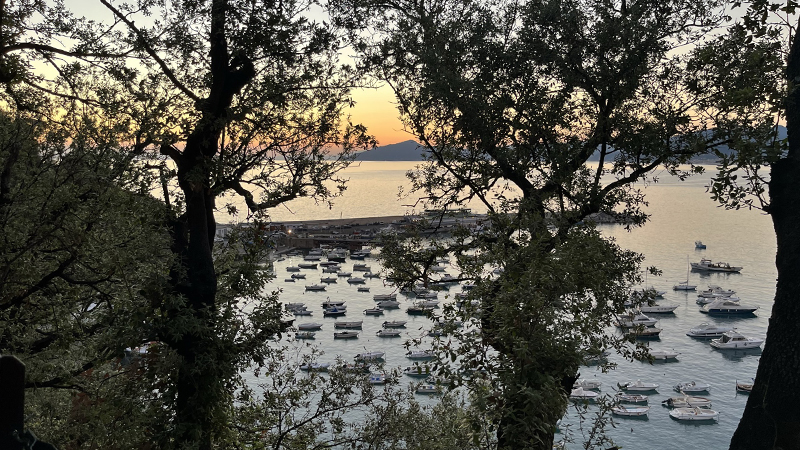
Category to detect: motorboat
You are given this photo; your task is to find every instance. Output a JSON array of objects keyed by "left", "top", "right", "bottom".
[
  {"left": 353, "top": 264, "right": 372, "bottom": 272},
  {"left": 286, "top": 266, "right": 301, "bottom": 272},
  {"left": 357, "top": 287, "right": 371, "bottom": 292},
  {"left": 406, "top": 350, "right": 435, "bottom": 360},
  {"left": 624, "top": 327, "right": 662, "bottom": 339},
  {"left": 337, "top": 271, "right": 352, "bottom": 277},
  {"left": 438, "top": 274, "right": 459, "bottom": 284},
  {"left": 299, "top": 362, "right": 330, "bottom": 371},
  {"left": 284, "top": 302, "right": 306, "bottom": 311},
  {"left": 416, "top": 291, "right": 439, "bottom": 299},
  {"left": 416, "top": 384, "right": 441, "bottom": 395},
  {"left": 407, "top": 305, "right": 435, "bottom": 315},
  {"left": 347, "top": 277, "right": 367, "bottom": 284},
  {"left": 298, "top": 262, "right": 318, "bottom": 269},
  {"left": 376, "top": 329, "right": 401, "bottom": 337},
  {"left": 403, "top": 365, "right": 433, "bottom": 377},
  {"left": 383, "top": 320, "right": 407, "bottom": 328},
  {"left": 695, "top": 241, "right": 707, "bottom": 249},
  {"left": 297, "top": 323, "right": 322, "bottom": 331},
  {"left": 377, "top": 300, "right": 400, "bottom": 309},
  {"left": 364, "top": 307, "right": 384, "bottom": 315},
  {"left": 285, "top": 278, "right": 295, "bottom": 282},
  {"left": 293, "top": 309, "right": 313, "bottom": 316},
  {"left": 710, "top": 331, "right": 764, "bottom": 349},
  {"left": 618, "top": 380, "right": 659, "bottom": 392},
  {"left": 368, "top": 373, "right": 386, "bottom": 385},
  {"left": 323, "top": 307, "right": 347, "bottom": 317},
  {"left": 616, "top": 312, "right": 658, "bottom": 328},
  {"left": 305, "top": 284, "right": 327, "bottom": 291},
  {"left": 319, "top": 261, "right": 340, "bottom": 267},
  {"left": 611, "top": 405, "right": 650, "bottom": 417},
  {"left": 649, "top": 350, "right": 680, "bottom": 360},
  {"left": 355, "top": 351, "right": 385, "bottom": 361},
  {"left": 674, "top": 381, "right": 711, "bottom": 393},
  {"left": 696, "top": 295, "right": 740, "bottom": 305},
  {"left": 322, "top": 299, "right": 346, "bottom": 308},
  {"left": 662, "top": 396, "right": 712, "bottom": 408},
  {"left": 701, "top": 299, "right": 758, "bottom": 315},
  {"left": 333, "top": 331, "right": 359, "bottom": 339},
  {"left": 736, "top": 379, "right": 754, "bottom": 393},
  {"left": 334, "top": 320, "right": 363, "bottom": 329},
  {"left": 640, "top": 303, "right": 679, "bottom": 313},
  {"left": 374, "top": 293, "right": 398, "bottom": 301},
  {"left": 691, "top": 258, "right": 742, "bottom": 273},
  {"left": 669, "top": 407, "right": 719, "bottom": 421},
  {"left": 295, "top": 331, "right": 316, "bottom": 339},
  {"left": 291, "top": 273, "right": 306, "bottom": 279},
  {"left": 569, "top": 387, "right": 599, "bottom": 401},
  {"left": 415, "top": 300, "right": 440, "bottom": 308},
  {"left": 673, "top": 281, "right": 697, "bottom": 291},
  {"left": 698, "top": 285, "right": 736, "bottom": 297},
  {"left": 616, "top": 393, "right": 648, "bottom": 404},
  {"left": 363, "top": 272, "right": 381, "bottom": 278},
  {"left": 686, "top": 322, "right": 734, "bottom": 338},
  {"left": 322, "top": 266, "right": 341, "bottom": 273},
  {"left": 320, "top": 276, "right": 337, "bottom": 283},
  {"left": 573, "top": 379, "right": 602, "bottom": 390}
]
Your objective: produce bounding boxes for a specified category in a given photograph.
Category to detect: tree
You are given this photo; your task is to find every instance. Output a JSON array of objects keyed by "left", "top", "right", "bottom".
[
  {"left": 1, "top": 0, "right": 375, "bottom": 447},
  {"left": 338, "top": 0, "right": 730, "bottom": 447},
  {"left": 692, "top": 1, "right": 800, "bottom": 448}
]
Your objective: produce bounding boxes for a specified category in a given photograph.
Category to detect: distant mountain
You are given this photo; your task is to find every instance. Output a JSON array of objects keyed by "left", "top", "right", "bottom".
[{"left": 355, "top": 140, "right": 427, "bottom": 161}]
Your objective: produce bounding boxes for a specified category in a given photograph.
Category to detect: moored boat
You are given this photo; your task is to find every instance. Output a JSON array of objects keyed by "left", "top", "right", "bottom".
[
  {"left": 298, "top": 262, "right": 318, "bottom": 269},
  {"left": 377, "top": 300, "right": 400, "bottom": 309},
  {"left": 297, "top": 322, "right": 322, "bottom": 331},
  {"left": 573, "top": 379, "right": 602, "bottom": 390},
  {"left": 295, "top": 331, "right": 316, "bottom": 339},
  {"left": 374, "top": 293, "right": 398, "bottom": 301},
  {"left": 649, "top": 350, "right": 680, "bottom": 360},
  {"left": 383, "top": 320, "right": 407, "bottom": 328},
  {"left": 569, "top": 387, "right": 599, "bottom": 401},
  {"left": 333, "top": 331, "right": 359, "bottom": 339},
  {"left": 701, "top": 299, "right": 758, "bottom": 315},
  {"left": 415, "top": 384, "right": 441, "bottom": 395},
  {"left": 662, "top": 396, "right": 712, "bottom": 408},
  {"left": 406, "top": 350, "right": 435, "bottom": 360},
  {"left": 347, "top": 277, "right": 367, "bottom": 284},
  {"left": 368, "top": 373, "right": 386, "bottom": 385},
  {"left": 691, "top": 258, "right": 742, "bottom": 273},
  {"left": 616, "top": 312, "right": 658, "bottom": 328},
  {"left": 322, "top": 306, "right": 347, "bottom": 317},
  {"left": 640, "top": 303, "right": 679, "bottom": 313},
  {"left": 355, "top": 351, "right": 385, "bottom": 361},
  {"left": 322, "top": 299, "right": 345, "bottom": 308},
  {"left": 686, "top": 322, "right": 734, "bottom": 338},
  {"left": 710, "top": 330, "right": 763, "bottom": 349},
  {"left": 736, "top": 379, "right": 754, "bottom": 393},
  {"left": 403, "top": 365, "right": 433, "bottom": 377},
  {"left": 618, "top": 380, "right": 659, "bottom": 392},
  {"left": 624, "top": 327, "right": 662, "bottom": 339},
  {"left": 669, "top": 407, "right": 719, "bottom": 421},
  {"left": 299, "top": 362, "right": 330, "bottom": 371},
  {"left": 376, "top": 329, "right": 401, "bottom": 337},
  {"left": 364, "top": 307, "right": 384, "bottom": 315},
  {"left": 334, "top": 320, "right": 363, "bottom": 329},
  {"left": 357, "top": 287, "right": 371, "bottom": 292},
  {"left": 611, "top": 405, "right": 650, "bottom": 417},
  {"left": 305, "top": 284, "right": 327, "bottom": 291},
  {"left": 616, "top": 393, "right": 648, "bottom": 404},
  {"left": 674, "top": 381, "right": 711, "bottom": 393}
]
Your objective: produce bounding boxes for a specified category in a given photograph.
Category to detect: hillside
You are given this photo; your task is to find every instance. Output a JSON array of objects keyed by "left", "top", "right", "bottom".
[{"left": 354, "top": 140, "right": 428, "bottom": 161}]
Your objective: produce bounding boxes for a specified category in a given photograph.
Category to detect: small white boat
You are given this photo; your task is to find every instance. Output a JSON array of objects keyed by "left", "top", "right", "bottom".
[
  {"left": 691, "top": 258, "right": 742, "bottom": 273},
  {"left": 669, "top": 407, "right": 719, "bottom": 421},
  {"left": 334, "top": 320, "right": 363, "bottom": 329},
  {"left": 298, "top": 262, "right": 318, "bottom": 269},
  {"left": 618, "top": 380, "right": 659, "bottom": 392},
  {"left": 696, "top": 294, "right": 739, "bottom": 305},
  {"left": 573, "top": 379, "right": 602, "bottom": 389},
  {"left": 377, "top": 300, "right": 400, "bottom": 309},
  {"left": 368, "top": 373, "right": 386, "bottom": 385},
  {"left": 415, "top": 291, "right": 439, "bottom": 299},
  {"left": 376, "top": 329, "right": 401, "bottom": 337},
  {"left": 415, "top": 300, "right": 440, "bottom": 308},
  {"left": 295, "top": 331, "right": 316, "bottom": 339},
  {"left": 299, "top": 362, "right": 330, "bottom": 371},
  {"left": 357, "top": 287, "right": 370, "bottom": 292},
  {"left": 347, "top": 277, "right": 366, "bottom": 284},
  {"left": 320, "top": 276, "right": 338, "bottom": 283},
  {"left": 337, "top": 271, "right": 352, "bottom": 277},
  {"left": 695, "top": 241, "right": 707, "bottom": 249},
  {"left": 333, "top": 331, "right": 359, "bottom": 339},
  {"left": 616, "top": 393, "right": 648, "bottom": 404},
  {"left": 649, "top": 350, "right": 680, "bottom": 360},
  {"left": 297, "top": 323, "right": 322, "bottom": 331},
  {"left": 611, "top": 405, "right": 650, "bottom": 417},
  {"left": 305, "top": 284, "right": 327, "bottom": 291},
  {"left": 322, "top": 307, "right": 347, "bottom": 317},
  {"left": 291, "top": 273, "right": 306, "bottom": 279},
  {"left": 674, "top": 381, "right": 711, "bottom": 393},
  {"left": 662, "top": 396, "right": 712, "bottom": 408},
  {"left": 293, "top": 309, "right": 313, "bottom": 316},
  {"left": 403, "top": 365, "right": 433, "bottom": 377},
  {"left": 383, "top": 320, "right": 407, "bottom": 328},
  {"left": 322, "top": 266, "right": 341, "bottom": 273},
  {"left": 698, "top": 285, "right": 736, "bottom": 297},
  {"left": 322, "top": 299, "right": 346, "bottom": 308},
  {"left": 406, "top": 350, "right": 435, "bottom": 360},
  {"left": 640, "top": 303, "right": 679, "bottom": 313},
  {"left": 374, "top": 293, "right": 398, "bottom": 301},
  {"left": 736, "top": 379, "right": 754, "bottom": 393},
  {"left": 616, "top": 312, "right": 658, "bottom": 328},
  {"left": 569, "top": 387, "right": 599, "bottom": 401},
  {"left": 701, "top": 299, "right": 758, "bottom": 315},
  {"left": 416, "top": 384, "right": 441, "bottom": 394},
  {"left": 364, "top": 307, "right": 384, "bottom": 315},
  {"left": 353, "top": 264, "right": 372, "bottom": 272},
  {"left": 686, "top": 322, "right": 734, "bottom": 338},
  {"left": 673, "top": 281, "right": 697, "bottom": 291},
  {"left": 284, "top": 302, "right": 306, "bottom": 310},
  {"left": 624, "top": 327, "right": 662, "bottom": 339},
  {"left": 355, "top": 351, "right": 385, "bottom": 361},
  {"left": 711, "top": 331, "right": 764, "bottom": 349}
]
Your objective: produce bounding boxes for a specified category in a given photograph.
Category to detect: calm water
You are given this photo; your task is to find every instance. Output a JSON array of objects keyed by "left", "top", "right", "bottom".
[{"left": 243, "top": 161, "right": 776, "bottom": 449}]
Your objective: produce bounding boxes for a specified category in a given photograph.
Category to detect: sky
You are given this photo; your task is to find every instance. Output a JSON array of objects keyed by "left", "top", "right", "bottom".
[{"left": 350, "top": 86, "right": 409, "bottom": 146}]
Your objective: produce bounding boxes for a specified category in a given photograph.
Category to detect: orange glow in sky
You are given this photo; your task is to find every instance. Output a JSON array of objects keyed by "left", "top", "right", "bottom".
[{"left": 349, "top": 85, "right": 411, "bottom": 146}]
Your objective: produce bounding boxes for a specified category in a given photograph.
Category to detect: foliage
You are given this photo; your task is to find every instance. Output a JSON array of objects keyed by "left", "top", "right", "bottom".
[{"left": 335, "top": 0, "right": 739, "bottom": 447}]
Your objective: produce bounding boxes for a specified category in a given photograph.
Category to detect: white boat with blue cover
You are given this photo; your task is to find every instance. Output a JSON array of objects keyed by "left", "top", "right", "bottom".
[
  {"left": 710, "top": 330, "right": 763, "bottom": 349},
  {"left": 669, "top": 407, "right": 719, "bottom": 421}
]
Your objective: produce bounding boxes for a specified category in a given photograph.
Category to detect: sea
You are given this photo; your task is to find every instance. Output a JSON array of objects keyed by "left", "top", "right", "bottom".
[{"left": 232, "top": 161, "right": 776, "bottom": 449}]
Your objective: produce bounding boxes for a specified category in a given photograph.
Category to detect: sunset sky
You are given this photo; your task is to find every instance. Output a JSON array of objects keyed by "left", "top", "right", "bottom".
[{"left": 350, "top": 85, "right": 409, "bottom": 146}]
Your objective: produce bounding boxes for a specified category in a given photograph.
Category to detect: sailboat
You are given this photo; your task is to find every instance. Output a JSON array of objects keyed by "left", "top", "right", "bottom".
[{"left": 673, "top": 260, "right": 697, "bottom": 291}]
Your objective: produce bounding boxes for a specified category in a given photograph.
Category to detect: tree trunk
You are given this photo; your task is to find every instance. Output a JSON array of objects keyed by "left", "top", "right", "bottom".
[{"left": 729, "top": 22, "right": 800, "bottom": 450}]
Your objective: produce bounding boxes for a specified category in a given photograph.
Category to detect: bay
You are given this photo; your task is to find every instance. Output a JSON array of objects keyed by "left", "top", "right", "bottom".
[{"left": 243, "top": 161, "right": 775, "bottom": 449}]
